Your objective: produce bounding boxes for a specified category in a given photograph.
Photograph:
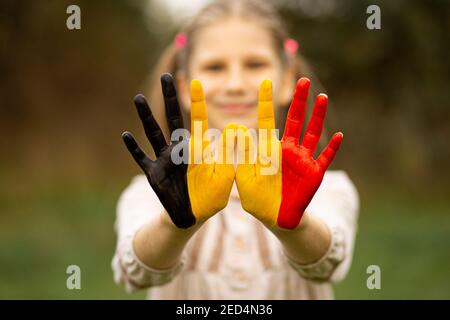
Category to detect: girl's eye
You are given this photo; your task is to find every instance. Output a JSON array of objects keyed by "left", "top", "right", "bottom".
[
  {"left": 203, "top": 63, "right": 225, "bottom": 72},
  {"left": 246, "top": 61, "right": 269, "bottom": 69}
]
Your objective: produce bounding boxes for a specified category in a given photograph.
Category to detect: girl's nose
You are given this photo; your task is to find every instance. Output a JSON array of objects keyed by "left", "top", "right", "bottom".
[{"left": 225, "top": 65, "right": 245, "bottom": 95}]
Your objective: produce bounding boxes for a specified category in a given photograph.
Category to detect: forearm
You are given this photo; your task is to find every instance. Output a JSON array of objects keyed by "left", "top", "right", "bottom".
[
  {"left": 267, "top": 212, "right": 331, "bottom": 265},
  {"left": 133, "top": 209, "right": 202, "bottom": 269}
]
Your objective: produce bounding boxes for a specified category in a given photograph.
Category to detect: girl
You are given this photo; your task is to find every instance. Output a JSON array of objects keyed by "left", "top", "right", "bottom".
[{"left": 112, "top": 0, "right": 359, "bottom": 299}]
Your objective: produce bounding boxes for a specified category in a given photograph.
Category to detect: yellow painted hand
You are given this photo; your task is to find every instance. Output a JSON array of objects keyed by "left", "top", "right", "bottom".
[
  {"left": 187, "top": 80, "right": 237, "bottom": 222},
  {"left": 235, "top": 80, "right": 282, "bottom": 226}
]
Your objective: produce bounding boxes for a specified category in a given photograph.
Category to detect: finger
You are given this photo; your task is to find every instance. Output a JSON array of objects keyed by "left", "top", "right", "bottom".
[
  {"left": 282, "top": 77, "right": 309, "bottom": 142},
  {"left": 236, "top": 125, "right": 255, "bottom": 171},
  {"left": 122, "top": 131, "right": 153, "bottom": 171},
  {"left": 161, "top": 73, "right": 184, "bottom": 134},
  {"left": 317, "top": 132, "right": 343, "bottom": 169},
  {"left": 301, "top": 93, "right": 328, "bottom": 153},
  {"left": 134, "top": 94, "right": 167, "bottom": 157},
  {"left": 217, "top": 123, "right": 237, "bottom": 165},
  {"left": 190, "top": 79, "right": 208, "bottom": 135},
  {"left": 258, "top": 79, "right": 275, "bottom": 131},
  {"left": 189, "top": 80, "right": 208, "bottom": 164}
]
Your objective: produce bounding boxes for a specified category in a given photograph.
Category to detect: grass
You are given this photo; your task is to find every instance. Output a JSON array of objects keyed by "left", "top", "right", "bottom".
[
  {"left": 0, "top": 179, "right": 449, "bottom": 299},
  {"left": 334, "top": 195, "right": 450, "bottom": 299}
]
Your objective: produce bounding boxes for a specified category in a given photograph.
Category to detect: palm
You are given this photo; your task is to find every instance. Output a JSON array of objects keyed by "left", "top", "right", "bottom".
[
  {"left": 121, "top": 74, "right": 196, "bottom": 228},
  {"left": 236, "top": 78, "right": 343, "bottom": 230},
  {"left": 123, "top": 76, "right": 236, "bottom": 227},
  {"left": 278, "top": 141, "right": 324, "bottom": 224},
  {"left": 184, "top": 80, "right": 236, "bottom": 222},
  {"left": 236, "top": 131, "right": 282, "bottom": 226},
  {"left": 187, "top": 160, "right": 234, "bottom": 219},
  {"left": 278, "top": 78, "right": 343, "bottom": 229}
]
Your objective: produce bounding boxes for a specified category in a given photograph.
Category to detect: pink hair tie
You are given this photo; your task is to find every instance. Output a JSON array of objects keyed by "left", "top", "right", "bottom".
[
  {"left": 174, "top": 32, "right": 187, "bottom": 49},
  {"left": 284, "top": 38, "right": 298, "bottom": 55}
]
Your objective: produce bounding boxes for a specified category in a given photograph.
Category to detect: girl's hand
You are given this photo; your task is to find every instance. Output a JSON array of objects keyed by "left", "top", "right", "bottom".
[
  {"left": 236, "top": 78, "right": 343, "bottom": 230},
  {"left": 187, "top": 80, "right": 236, "bottom": 222},
  {"left": 122, "top": 74, "right": 235, "bottom": 229}
]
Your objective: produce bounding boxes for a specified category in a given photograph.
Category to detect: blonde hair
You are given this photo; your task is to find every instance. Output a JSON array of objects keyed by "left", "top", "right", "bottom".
[{"left": 147, "top": 0, "right": 327, "bottom": 149}]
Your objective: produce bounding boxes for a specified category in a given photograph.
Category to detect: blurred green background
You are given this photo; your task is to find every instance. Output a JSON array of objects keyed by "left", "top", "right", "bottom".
[{"left": 0, "top": 0, "right": 449, "bottom": 299}]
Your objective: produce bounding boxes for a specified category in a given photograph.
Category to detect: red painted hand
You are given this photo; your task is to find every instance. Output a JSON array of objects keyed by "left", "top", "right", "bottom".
[{"left": 277, "top": 78, "right": 343, "bottom": 229}]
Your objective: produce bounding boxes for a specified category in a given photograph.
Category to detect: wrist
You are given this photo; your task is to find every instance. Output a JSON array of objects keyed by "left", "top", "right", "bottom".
[
  {"left": 160, "top": 209, "right": 204, "bottom": 234},
  {"left": 265, "top": 211, "right": 310, "bottom": 235}
]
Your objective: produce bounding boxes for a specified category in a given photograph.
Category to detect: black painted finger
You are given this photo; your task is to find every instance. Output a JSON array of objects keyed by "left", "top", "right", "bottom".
[
  {"left": 161, "top": 73, "right": 184, "bottom": 134},
  {"left": 122, "top": 131, "right": 153, "bottom": 172},
  {"left": 134, "top": 94, "right": 167, "bottom": 157}
]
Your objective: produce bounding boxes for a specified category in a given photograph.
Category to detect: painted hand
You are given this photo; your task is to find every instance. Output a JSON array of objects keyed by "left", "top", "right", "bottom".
[
  {"left": 122, "top": 74, "right": 235, "bottom": 229},
  {"left": 236, "top": 78, "right": 343, "bottom": 229},
  {"left": 187, "top": 80, "right": 236, "bottom": 222}
]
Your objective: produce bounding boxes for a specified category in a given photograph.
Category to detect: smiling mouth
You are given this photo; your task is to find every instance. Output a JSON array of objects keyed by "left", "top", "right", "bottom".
[{"left": 219, "top": 103, "right": 256, "bottom": 115}]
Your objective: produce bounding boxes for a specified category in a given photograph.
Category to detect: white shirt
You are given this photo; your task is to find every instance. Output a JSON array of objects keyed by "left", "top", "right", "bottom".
[{"left": 111, "top": 170, "right": 359, "bottom": 299}]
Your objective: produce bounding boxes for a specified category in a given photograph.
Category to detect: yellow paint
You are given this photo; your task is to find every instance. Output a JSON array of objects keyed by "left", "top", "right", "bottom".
[
  {"left": 236, "top": 80, "right": 282, "bottom": 226},
  {"left": 187, "top": 80, "right": 236, "bottom": 222}
]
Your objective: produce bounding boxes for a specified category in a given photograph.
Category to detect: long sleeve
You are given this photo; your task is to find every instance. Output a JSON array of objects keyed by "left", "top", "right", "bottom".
[
  {"left": 285, "top": 170, "right": 359, "bottom": 283},
  {"left": 111, "top": 175, "right": 186, "bottom": 293}
]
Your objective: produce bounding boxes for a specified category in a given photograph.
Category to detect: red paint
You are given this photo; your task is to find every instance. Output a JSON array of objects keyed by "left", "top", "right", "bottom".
[{"left": 277, "top": 78, "right": 343, "bottom": 229}]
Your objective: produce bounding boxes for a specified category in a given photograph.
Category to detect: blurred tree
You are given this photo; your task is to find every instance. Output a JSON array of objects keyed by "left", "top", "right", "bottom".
[
  {"left": 0, "top": 0, "right": 172, "bottom": 185},
  {"left": 276, "top": 0, "right": 450, "bottom": 192},
  {"left": 0, "top": 0, "right": 449, "bottom": 195}
]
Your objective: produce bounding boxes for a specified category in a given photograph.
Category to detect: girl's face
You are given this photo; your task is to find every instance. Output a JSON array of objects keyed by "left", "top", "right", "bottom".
[{"left": 177, "top": 17, "right": 294, "bottom": 130}]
